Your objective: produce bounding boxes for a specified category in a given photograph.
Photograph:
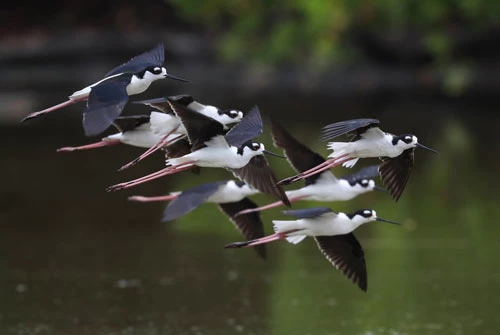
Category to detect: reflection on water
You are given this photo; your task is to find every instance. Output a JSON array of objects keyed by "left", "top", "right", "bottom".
[{"left": 0, "top": 115, "right": 499, "bottom": 334}]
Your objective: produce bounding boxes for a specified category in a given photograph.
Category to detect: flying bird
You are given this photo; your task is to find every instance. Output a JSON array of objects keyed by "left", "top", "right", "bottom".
[
  {"left": 225, "top": 207, "right": 400, "bottom": 291},
  {"left": 21, "top": 44, "right": 188, "bottom": 136}
]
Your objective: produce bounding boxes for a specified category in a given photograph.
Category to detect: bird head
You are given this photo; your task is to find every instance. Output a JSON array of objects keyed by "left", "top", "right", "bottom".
[
  {"left": 218, "top": 109, "right": 244, "bottom": 125},
  {"left": 348, "top": 209, "right": 401, "bottom": 227},
  {"left": 351, "top": 178, "right": 378, "bottom": 193},
  {"left": 393, "top": 134, "right": 438, "bottom": 153},
  {"left": 238, "top": 141, "right": 284, "bottom": 159},
  {"left": 142, "top": 66, "right": 189, "bottom": 82}
]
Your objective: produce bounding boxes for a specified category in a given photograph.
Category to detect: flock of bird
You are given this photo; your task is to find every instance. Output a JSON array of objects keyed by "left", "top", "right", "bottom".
[{"left": 21, "top": 44, "right": 438, "bottom": 292}]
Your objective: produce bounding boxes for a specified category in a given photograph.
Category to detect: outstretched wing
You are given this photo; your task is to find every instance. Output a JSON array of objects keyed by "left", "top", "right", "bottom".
[
  {"left": 163, "top": 137, "right": 191, "bottom": 158},
  {"left": 112, "top": 115, "right": 150, "bottom": 133},
  {"left": 224, "top": 106, "right": 263, "bottom": 147},
  {"left": 228, "top": 155, "right": 291, "bottom": 207},
  {"left": 105, "top": 43, "right": 165, "bottom": 77},
  {"left": 167, "top": 99, "right": 225, "bottom": 151},
  {"left": 314, "top": 233, "right": 367, "bottom": 292},
  {"left": 378, "top": 148, "right": 414, "bottom": 201},
  {"left": 162, "top": 181, "right": 228, "bottom": 222},
  {"left": 132, "top": 95, "right": 194, "bottom": 114},
  {"left": 218, "top": 198, "right": 266, "bottom": 259},
  {"left": 271, "top": 119, "right": 327, "bottom": 186},
  {"left": 82, "top": 75, "right": 131, "bottom": 136},
  {"left": 282, "top": 207, "right": 334, "bottom": 219},
  {"left": 321, "top": 119, "right": 379, "bottom": 141}
]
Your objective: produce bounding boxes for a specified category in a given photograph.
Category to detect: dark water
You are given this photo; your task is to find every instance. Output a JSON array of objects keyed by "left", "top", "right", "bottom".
[{"left": 1, "top": 111, "right": 499, "bottom": 334}]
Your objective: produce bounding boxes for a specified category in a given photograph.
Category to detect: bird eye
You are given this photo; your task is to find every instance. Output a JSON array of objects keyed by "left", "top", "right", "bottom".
[
  {"left": 230, "top": 110, "right": 238, "bottom": 117},
  {"left": 151, "top": 67, "right": 163, "bottom": 75},
  {"left": 363, "top": 210, "right": 372, "bottom": 217},
  {"left": 251, "top": 143, "right": 260, "bottom": 150},
  {"left": 360, "top": 179, "right": 369, "bottom": 186}
]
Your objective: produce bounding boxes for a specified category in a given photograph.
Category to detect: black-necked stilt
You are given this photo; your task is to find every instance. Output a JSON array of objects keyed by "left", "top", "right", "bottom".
[
  {"left": 118, "top": 95, "right": 243, "bottom": 171},
  {"left": 236, "top": 120, "right": 386, "bottom": 216},
  {"left": 129, "top": 180, "right": 266, "bottom": 258},
  {"left": 56, "top": 115, "right": 168, "bottom": 152},
  {"left": 225, "top": 207, "right": 400, "bottom": 291},
  {"left": 107, "top": 101, "right": 291, "bottom": 207},
  {"left": 279, "top": 118, "right": 438, "bottom": 201},
  {"left": 20, "top": 44, "right": 188, "bottom": 136}
]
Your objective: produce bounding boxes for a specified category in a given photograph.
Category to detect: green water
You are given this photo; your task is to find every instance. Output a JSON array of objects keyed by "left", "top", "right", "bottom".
[{"left": 0, "top": 116, "right": 498, "bottom": 334}]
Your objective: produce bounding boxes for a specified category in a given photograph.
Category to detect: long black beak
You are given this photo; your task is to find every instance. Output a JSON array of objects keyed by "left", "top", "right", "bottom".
[
  {"left": 263, "top": 150, "right": 286, "bottom": 158},
  {"left": 376, "top": 217, "right": 401, "bottom": 225},
  {"left": 165, "top": 73, "right": 190, "bottom": 82},
  {"left": 416, "top": 143, "right": 438, "bottom": 154},
  {"left": 373, "top": 186, "right": 387, "bottom": 192}
]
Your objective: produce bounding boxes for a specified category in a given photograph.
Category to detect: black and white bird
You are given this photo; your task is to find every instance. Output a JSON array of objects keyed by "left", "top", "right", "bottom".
[
  {"left": 225, "top": 207, "right": 400, "bottom": 291},
  {"left": 236, "top": 120, "right": 385, "bottom": 216},
  {"left": 279, "top": 118, "right": 438, "bottom": 201},
  {"left": 21, "top": 44, "right": 187, "bottom": 136},
  {"left": 118, "top": 95, "right": 243, "bottom": 170},
  {"left": 107, "top": 100, "right": 291, "bottom": 207},
  {"left": 129, "top": 180, "right": 266, "bottom": 258},
  {"left": 56, "top": 115, "right": 170, "bottom": 152}
]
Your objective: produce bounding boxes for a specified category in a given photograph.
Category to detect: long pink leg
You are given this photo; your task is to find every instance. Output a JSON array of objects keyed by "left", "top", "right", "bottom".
[
  {"left": 225, "top": 233, "right": 286, "bottom": 248},
  {"left": 235, "top": 195, "right": 307, "bottom": 217},
  {"left": 292, "top": 156, "right": 354, "bottom": 182},
  {"left": 106, "top": 162, "right": 195, "bottom": 191},
  {"left": 57, "top": 139, "right": 121, "bottom": 152},
  {"left": 20, "top": 96, "right": 87, "bottom": 122},
  {"left": 118, "top": 130, "right": 183, "bottom": 171},
  {"left": 128, "top": 194, "right": 179, "bottom": 202},
  {"left": 278, "top": 154, "right": 351, "bottom": 185}
]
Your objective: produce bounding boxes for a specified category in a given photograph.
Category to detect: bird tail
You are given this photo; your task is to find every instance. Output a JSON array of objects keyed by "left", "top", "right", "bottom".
[
  {"left": 150, "top": 112, "right": 179, "bottom": 135},
  {"left": 272, "top": 220, "right": 306, "bottom": 244},
  {"left": 326, "top": 142, "right": 358, "bottom": 168}
]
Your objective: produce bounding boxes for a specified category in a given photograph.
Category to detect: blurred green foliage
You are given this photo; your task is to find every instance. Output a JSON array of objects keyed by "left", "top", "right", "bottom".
[{"left": 168, "top": 0, "right": 500, "bottom": 68}]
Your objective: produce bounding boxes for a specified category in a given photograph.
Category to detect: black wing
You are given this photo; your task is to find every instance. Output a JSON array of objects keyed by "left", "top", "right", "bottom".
[
  {"left": 162, "top": 181, "right": 228, "bottom": 222},
  {"left": 167, "top": 98, "right": 225, "bottom": 151},
  {"left": 163, "top": 137, "right": 191, "bottom": 158},
  {"left": 314, "top": 234, "right": 367, "bottom": 292},
  {"left": 82, "top": 75, "right": 132, "bottom": 136},
  {"left": 218, "top": 198, "right": 266, "bottom": 259},
  {"left": 225, "top": 106, "right": 263, "bottom": 147},
  {"left": 132, "top": 95, "right": 194, "bottom": 114},
  {"left": 105, "top": 43, "right": 165, "bottom": 77},
  {"left": 282, "top": 207, "right": 334, "bottom": 219},
  {"left": 378, "top": 148, "right": 415, "bottom": 201},
  {"left": 341, "top": 164, "right": 380, "bottom": 186},
  {"left": 228, "top": 155, "right": 291, "bottom": 207},
  {"left": 163, "top": 137, "right": 201, "bottom": 175},
  {"left": 271, "top": 119, "right": 326, "bottom": 186},
  {"left": 132, "top": 97, "right": 173, "bottom": 114},
  {"left": 321, "top": 118, "right": 379, "bottom": 142},
  {"left": 112, "top": 115, "right": 150, "bottom": 133}
]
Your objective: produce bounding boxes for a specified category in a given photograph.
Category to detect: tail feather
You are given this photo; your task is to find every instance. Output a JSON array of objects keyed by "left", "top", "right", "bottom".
[
  {"left": 273, "top": 220, "right": 300, "bottom": 234},
  {"left": 150, "top": 112, "right": 179, "bottom": 135},
  {"left": 326, "top": 142, "right": 349, "bottom": 159},
  {"left": 286, "top": 235, "right": 307, "bottom": 244},
  {"left": 342, "top": 158, "right": 359, "bottom": 168}
]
